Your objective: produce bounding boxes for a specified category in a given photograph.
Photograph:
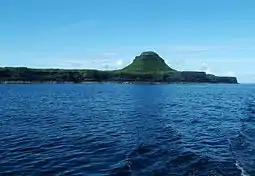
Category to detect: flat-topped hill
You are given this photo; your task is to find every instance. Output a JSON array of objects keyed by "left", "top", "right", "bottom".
[
  {"left": 121, "top": 51, "right": 175, "bottom": 73},
  {"left": 118, "top": 51, "right": 237, "bottom": 83}
]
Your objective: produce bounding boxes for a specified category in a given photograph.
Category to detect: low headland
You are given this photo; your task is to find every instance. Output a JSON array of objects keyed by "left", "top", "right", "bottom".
[{"left": 0, "top": 51, "right": 238, "bottom": 84}]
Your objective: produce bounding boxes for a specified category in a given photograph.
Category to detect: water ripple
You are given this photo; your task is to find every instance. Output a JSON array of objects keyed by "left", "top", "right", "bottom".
[{"left": 0, "top": 84, "right": 254, "bottom": 175}]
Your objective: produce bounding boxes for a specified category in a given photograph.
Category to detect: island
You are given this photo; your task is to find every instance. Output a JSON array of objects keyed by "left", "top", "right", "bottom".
[{"left": 0, "top": 51, "right": 238, "bottom": 84}]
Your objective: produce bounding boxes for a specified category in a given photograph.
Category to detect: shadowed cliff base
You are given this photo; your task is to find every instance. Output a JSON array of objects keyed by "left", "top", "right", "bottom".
[{"left": 0, "top": 51, "right": 238, "bottom": 84}]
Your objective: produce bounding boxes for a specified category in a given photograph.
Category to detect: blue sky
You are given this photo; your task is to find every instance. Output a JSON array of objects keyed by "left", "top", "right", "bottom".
[{"left": 1, "top": 0, "right": 255, "bottom": 83}]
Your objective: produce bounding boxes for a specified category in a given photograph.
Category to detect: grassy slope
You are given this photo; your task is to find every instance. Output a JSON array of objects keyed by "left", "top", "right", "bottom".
[{"left": 120, "top": 57, "right": 175, "bottom": 75}]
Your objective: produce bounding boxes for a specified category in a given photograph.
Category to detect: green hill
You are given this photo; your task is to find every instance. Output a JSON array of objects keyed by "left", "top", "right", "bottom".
[{"left": 121, "top": 51, "right": 175, "bottom": 74}]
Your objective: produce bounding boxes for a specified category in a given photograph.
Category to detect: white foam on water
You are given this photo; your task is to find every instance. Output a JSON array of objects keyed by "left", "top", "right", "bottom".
[{"left": 235, "top": 162, "right": 250, "bottom": 176}]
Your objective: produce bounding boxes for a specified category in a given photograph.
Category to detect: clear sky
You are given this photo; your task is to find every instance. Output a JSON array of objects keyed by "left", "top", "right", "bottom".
[{"left": 1, "top": 0, "right": 255, "bottom": 83}]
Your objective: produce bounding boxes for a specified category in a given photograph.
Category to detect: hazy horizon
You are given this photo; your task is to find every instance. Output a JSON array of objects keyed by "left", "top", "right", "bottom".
[{"left": 1, "top": 0, "right": 255, "bottom": 83}]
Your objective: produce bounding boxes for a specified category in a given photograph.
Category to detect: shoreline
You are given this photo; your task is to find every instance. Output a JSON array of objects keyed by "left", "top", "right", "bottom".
[{"left": 0, "top": 80, "right": 239, "bottom": 85}]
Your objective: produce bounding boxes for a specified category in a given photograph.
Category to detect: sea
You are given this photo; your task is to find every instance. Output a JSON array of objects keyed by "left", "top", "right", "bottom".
[{"left": 0, "top": 84, "right": 254, "bottom": 176}]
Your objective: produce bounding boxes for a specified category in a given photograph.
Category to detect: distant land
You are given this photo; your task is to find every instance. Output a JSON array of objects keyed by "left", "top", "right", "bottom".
[{"left": 0, "top": 51, "right": 238, "bottom": 84}]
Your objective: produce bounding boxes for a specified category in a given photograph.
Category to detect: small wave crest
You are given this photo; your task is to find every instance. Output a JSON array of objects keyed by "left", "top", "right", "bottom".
[{"left": 235, "top": 162, "right": 250, "bottom": 176}]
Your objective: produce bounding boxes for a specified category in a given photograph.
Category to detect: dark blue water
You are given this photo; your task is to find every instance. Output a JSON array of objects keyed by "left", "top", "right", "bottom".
[{"left": 0, "top": 84, "right": 255, "bottom": 176}]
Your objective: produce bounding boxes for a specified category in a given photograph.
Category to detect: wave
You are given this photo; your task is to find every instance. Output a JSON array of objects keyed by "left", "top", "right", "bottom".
[
  {"left": 235, "top": 162, "right": 250, "bottom": 176},
  {"left": 109, "top": 143, "right": 242, "bottom": 176}
]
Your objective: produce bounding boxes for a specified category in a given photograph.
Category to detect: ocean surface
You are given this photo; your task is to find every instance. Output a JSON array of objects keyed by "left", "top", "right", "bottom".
[{"left": 0, "top": 84, "right": 255, "bottom": 176}]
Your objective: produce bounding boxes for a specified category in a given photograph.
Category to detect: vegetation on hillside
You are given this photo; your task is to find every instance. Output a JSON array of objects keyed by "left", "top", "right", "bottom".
[{"left": 121, "top": 51, "right": 175, "bottom": 74}]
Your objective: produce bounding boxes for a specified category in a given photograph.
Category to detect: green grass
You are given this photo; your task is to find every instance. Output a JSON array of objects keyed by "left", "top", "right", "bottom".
[{"left": 120, "top": 53, "right": 175, "bottom": 74}]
